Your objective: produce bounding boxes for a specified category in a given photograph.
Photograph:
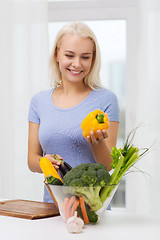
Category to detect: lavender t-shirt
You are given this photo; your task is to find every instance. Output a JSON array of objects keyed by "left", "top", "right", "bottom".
[{"left": 28, "top": 88, "right": 120, "bottom": 202}]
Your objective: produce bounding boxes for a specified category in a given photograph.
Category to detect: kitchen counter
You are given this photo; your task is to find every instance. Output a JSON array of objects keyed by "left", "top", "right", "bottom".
[{"left": 0, "top": 200, "right": 160, "bottom": 240}]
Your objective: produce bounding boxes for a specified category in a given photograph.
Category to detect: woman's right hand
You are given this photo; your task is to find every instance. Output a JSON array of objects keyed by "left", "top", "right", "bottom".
[{"left": 44, "top": 154, "right": 63, "bottom": 170}]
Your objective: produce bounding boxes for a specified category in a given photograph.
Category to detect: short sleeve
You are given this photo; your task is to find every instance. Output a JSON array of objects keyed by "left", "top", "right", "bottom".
[
  {"left": 28, "top": 94, "right": 40, "bottom": 124},
  {"left": 103, "top": 91, "right": 120, "bottom": 122}
]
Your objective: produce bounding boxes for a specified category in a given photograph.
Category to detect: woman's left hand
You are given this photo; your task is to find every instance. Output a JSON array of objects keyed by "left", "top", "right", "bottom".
[{"left": 86, "top": 129, "right": 108, "bottom": 144}]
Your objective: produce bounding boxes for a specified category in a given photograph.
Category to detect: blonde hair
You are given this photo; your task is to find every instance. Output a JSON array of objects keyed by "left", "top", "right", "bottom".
[{"left": 49, "top": 21, "right": 103, "bottom": 90}]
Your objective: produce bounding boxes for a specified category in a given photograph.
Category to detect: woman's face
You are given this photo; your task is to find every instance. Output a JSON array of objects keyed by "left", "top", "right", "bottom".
[{"left": 56, "top": 33, "right": 94, "bottom": 84}]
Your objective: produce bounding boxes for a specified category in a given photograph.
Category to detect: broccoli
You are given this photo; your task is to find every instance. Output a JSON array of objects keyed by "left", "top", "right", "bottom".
[
  {"left": 63, "top": 163, "right": 111, "bottom": 212},
  {"left": 77, "top": 203, "right": 98, "bottom": 223}
]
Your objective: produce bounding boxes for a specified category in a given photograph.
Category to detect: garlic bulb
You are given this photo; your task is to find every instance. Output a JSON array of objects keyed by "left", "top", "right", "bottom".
[{"left": 66, "top": 211, "right": 84, "bottom": 233}]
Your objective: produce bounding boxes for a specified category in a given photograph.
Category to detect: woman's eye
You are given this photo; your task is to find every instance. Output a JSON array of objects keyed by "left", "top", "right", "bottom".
[
  {"left": 65, "top": 54, "right": 90, "bottom": 60},
  {"left": 66, "top": 54, "right": 73, "bottom": 58},
  {"left": 82, "top": 56, "right": 90, "bottom": 60}
]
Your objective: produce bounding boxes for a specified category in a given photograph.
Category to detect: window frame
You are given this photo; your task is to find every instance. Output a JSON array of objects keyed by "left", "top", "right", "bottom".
[{"left": 48, "top": 0, "right": 139, "bottom": 137}]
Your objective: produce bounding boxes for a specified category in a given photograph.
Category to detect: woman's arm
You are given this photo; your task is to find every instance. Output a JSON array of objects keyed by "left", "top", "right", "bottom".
[
  {"left": 27, "top": 122, "right": 43, "bottom": 173},
  {"left": 27, "top": 122, "right": 61, "bottom": 173},
  {"left": 87, "top": 121, "right": 119, "bottom": 171}
]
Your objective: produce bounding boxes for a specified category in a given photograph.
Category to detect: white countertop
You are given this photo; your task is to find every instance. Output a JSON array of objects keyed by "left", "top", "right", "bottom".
[{"left": 0, "top": 201, "right": 160, "bottom": 240}]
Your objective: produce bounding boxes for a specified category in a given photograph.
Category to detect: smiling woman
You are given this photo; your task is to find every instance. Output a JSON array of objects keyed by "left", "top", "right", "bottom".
[
  {"left": 48, "top": 20, "right": 126, "bottom": 207},
  {"left": 27, "top": 21, "right": 120, "bottom": 204}
]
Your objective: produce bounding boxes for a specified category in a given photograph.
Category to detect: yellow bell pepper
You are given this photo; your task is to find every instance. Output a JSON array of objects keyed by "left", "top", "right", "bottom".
[
  {"left": 39, "top": 157, "right": 63, "bottom": 182},
  {"left": 81, "top": 109, "right": 109, "bottom": 139}
]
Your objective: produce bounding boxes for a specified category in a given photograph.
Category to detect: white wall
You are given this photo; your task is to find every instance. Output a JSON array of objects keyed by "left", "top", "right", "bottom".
[
  {"left": 126, "top": 0, "right": 160, "bottom": 216},
  {"left": 0, "top": 0, "right": 49, "bottom": 201}
]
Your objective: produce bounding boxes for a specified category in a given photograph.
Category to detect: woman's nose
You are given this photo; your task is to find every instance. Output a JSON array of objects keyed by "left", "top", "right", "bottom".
[{"left": 72, "top": 57, "right": 81, "bottom": 67}]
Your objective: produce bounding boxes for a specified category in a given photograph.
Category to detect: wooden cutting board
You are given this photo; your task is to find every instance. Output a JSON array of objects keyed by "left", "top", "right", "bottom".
[{"left": 0, "top": 199, "right": 60, "bottom": 220}]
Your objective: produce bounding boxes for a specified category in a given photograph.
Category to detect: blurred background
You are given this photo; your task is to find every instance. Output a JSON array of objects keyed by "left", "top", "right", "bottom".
[{"left": 0, "top": 0, "right": 159, "bottom": 213}]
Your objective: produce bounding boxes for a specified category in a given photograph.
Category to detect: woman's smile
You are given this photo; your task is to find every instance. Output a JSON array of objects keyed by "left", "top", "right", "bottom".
[{"left": 67, "top": 68, "right": 84, "bottom": 75}]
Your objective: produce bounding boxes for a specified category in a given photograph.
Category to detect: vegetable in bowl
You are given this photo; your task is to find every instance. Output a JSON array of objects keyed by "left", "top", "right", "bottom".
[
  {"left": 43, "top": 127, "right": 149, "bottom": 224},
  {"left": 63, "top": 163, "right": 111, "bottom": 212},
  {"left": 100, "top": 127, "right": 149, "bottom": 203}
]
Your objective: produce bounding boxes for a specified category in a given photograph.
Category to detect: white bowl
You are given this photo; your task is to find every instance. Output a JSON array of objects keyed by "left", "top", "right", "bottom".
[{"left": 45, "top": 183, "right": 119, "bottom": 224}]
